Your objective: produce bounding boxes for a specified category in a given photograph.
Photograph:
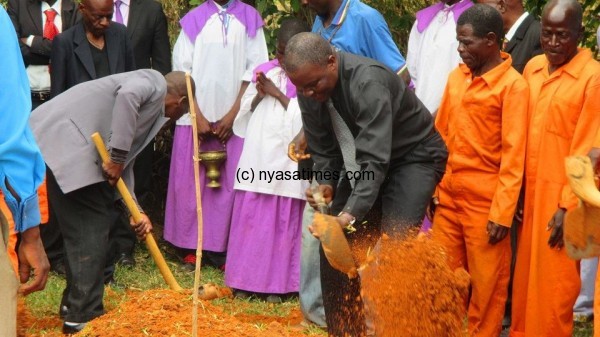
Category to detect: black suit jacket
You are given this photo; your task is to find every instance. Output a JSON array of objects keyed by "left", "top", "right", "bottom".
[
  {"left": 127, "top": 0, "right": 171, "bottom": 74},
  {"left": 8, "top": 0, "right": 79, "bottom": 67},
  {"left": 505, "top": 14, "right": 543, "bottom": 74},
  {"left": 50, "top": 22, "right": 135, "bottom": 97}
]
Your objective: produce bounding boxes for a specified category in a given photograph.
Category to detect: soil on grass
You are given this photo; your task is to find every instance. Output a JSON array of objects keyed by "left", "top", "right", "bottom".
[{"left": 19, "top": 289, "right": 307, "bottom": 337}]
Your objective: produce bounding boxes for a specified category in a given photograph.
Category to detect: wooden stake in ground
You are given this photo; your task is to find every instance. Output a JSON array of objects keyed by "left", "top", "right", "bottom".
[
  {"left": 91, "top": 133, "right": 182, "bottom": 291},
  {"left": 185, "top": 72, "right": 204, "bottom": 337}
]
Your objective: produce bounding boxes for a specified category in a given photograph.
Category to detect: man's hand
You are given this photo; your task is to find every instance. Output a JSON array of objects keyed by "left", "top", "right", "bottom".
[
  {"left": 547, "top": 208, "right": 566, "bottom": 249},
  {"left": 288, "top": 129, "right": 310, "bottom": 162},
  {"left": 487, "top": 221, "right": 509, "bottom": 245},
  {"left": 102, "top": 160, "right": 124, "bottom": 186},
  {"left": 306, "top": 184, "right": 333, "bottom": 210},
  {"left": 213, "top": 105, "right": 238, "bottom": 143},
  {"left": 130, "top": 213, "right": 152, "bottom": 240},
  {"left": 513, "top": 197, "right": 524, "bottom": 225},
  {"left": 196, "top": 111, "right": 213, "bottom": 142},
  {"left": 426, "top": 196, "right": 439, "bottom": 221},
  {"left": 18, "top": 226, "right": 50, "bottom": 295}
]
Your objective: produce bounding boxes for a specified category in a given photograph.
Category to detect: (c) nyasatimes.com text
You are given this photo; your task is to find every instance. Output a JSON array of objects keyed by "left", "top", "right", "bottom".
[{"left": 235, "top": 168, "right": 375, "bottom": 184}]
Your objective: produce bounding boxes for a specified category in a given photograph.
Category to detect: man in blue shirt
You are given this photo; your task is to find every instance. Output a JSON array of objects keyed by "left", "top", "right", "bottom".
[
  {"left": 0, "top": 7, "right": 50, "bottom": 337},
  {"left": 294, "top": 0, "right": 409, "bottom": 331}
]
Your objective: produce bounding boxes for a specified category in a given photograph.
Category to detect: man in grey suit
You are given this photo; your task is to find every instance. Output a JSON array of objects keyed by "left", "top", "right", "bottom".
[{"left": 29, "top": 69, "right": 193, "bottom": 334}]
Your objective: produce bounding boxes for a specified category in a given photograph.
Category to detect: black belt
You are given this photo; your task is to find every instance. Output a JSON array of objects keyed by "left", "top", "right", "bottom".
[{"left": 32, "top": 91, "right": 51, "bottom": 101}]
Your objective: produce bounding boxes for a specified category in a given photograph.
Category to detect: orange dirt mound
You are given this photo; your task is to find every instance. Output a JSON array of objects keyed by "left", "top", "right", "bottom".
[
  {"left": 83, "top": 290, "right": 304, "bottom": 337},
  {"left": 19, "top": 290, "right": 308, "bottom": 337},
  {"left": 360, "top": 234, "right": 470, "bottom": 337}
]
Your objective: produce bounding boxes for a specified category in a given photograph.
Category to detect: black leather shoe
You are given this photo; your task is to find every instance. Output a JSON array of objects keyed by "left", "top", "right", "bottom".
[
  {"left": 116, "top": 253, "right": 136, "bottom": 268},
  {"left": 62, "top": 322, "right": 87, "bottom": 334}
]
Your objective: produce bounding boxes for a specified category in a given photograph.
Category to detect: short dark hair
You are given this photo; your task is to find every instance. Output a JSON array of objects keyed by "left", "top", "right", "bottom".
[
  {"left": 457, "top": 4, "right": 505, "bottom": 47},
  {"left": 283, "top": 32, "right": 333, "bottom": 73},
  {"left": 277, "top": 18, "right": 310, "bottom": 45}
]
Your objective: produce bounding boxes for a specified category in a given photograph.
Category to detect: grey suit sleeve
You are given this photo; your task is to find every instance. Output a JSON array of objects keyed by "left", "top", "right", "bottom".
[{"left": 108, "top": 78, "right": 155, "bottom": 152}]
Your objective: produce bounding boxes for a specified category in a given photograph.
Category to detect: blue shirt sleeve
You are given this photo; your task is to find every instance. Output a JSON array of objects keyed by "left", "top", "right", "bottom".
[
  {"left": 0, "top": 8, "right": 45, "bottom": 232},
  {"left": 361, "top": 12, "right": 406, "bottom": 74}
]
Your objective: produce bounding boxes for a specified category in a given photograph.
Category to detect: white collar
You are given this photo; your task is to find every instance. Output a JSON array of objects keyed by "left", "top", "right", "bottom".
[{"left": 506, "top": 12, "right": 529, "bottom": 41}]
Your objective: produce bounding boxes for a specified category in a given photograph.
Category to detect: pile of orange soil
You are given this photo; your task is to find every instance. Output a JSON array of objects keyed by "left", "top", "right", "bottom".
[
  {"left": 360, "top": 234, "right": 470, "bottom": 337},
  {"left": 19, "top": 289, "right": 307, "bottom": 337}
]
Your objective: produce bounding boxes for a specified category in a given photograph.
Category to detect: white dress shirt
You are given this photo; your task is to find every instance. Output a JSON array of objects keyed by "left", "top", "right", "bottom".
[{"left": 26, "top": 0, "right": 62, "bottom": 92}]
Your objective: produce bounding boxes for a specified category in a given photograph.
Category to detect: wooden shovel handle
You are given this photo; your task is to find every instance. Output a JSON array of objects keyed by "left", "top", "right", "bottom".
[{"left": 91, "top": 132, "right": 182, "bottom": 291}]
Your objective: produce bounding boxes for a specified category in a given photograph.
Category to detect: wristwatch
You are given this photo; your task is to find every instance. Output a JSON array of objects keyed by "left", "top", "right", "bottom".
[{"left": 338, "top": 212, "right": 357, "bottom": 234}]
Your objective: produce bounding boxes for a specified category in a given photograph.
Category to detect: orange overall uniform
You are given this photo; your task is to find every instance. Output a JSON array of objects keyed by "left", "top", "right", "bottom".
[
  {"left": 0, "top": 179, "right": 48, "bottom": 275},
  {"left": 433, "top": 53, "right": 528, "bottom": 337},
  {"left": 510, "top": 49, "right": 600, "bottom": 337},
  {"left": 592, "top": 131, "right": 600, "bottom": 337}
]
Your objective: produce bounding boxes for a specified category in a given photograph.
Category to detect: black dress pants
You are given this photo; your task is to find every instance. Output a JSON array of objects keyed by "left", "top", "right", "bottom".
[
  {"left": 46, "top": 170, "right": 120, "bottom": 323},
  {"left": 319, "top": 131, "right": 448, "bottom": 336}
]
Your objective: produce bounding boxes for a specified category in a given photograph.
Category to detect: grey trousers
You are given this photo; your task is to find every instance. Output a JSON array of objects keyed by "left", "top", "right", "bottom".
[
  {"left": 0, "top": 210, "right": 18, "bottom": 337},
  {"left": 299, "top": 203, "right": 327, "bottom": 327},
  {"left": 574, "top": 257, "right": 598, "bottom": 317}
]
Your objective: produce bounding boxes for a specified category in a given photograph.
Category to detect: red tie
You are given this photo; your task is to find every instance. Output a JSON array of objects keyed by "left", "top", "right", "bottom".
[{"left": 43, "top": 9, "right": 59, "bottom": 40}]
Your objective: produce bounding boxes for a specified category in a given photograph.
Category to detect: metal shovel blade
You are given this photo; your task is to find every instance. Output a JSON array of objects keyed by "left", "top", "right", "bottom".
[{"left": 312, "top": 213, "right": 358, "bottom": 278}]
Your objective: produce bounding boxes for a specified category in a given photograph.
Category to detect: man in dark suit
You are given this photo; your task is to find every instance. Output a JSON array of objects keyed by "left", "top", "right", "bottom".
[
  {"left": 113, "top": 0, "right": 171, "bottom": 74},
  {"left": 50, "top": 0, "right": 135, "bottom": 97},
  {"left": 110, "top": 0, "right": 172, "bottom": 267},
  {"left": 8, "top": 0, "right": 80, "bottom": 109},
  {"left": 479, "top": 0, "right": 542, "bottom": 73}
]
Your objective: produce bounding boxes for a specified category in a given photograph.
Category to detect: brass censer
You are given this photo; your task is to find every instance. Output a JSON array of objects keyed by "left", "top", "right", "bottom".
[{"left": 198, "top": 148, "right": 227, "bottom": 188}]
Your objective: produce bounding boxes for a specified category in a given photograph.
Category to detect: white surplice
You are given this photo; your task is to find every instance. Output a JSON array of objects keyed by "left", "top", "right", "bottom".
[
  {"left": 233, "top": 66, "right": 308, "bottom": 200},
  {"left": 406, "top": 6, "right": 463, "bottom": 115},
  {"left": 172, "top": 10, "right": 268, "bottom": 125}
]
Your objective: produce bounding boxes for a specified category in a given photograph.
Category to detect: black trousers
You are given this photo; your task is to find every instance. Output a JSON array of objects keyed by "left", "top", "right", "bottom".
[
  {"left": 320, "top": 131, "right": 448, "bottom": 336},
  {"left": 47, "top": 170, "right": 120, "bottom": 323}
]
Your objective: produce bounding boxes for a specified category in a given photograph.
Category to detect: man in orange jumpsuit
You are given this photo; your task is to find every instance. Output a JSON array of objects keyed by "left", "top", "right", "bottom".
[
  {"left": 509, "top": 0, "right": 600, "bottom": 336},
  {"left": 432, "top": 4, "right": 528, "bottom": 336}
]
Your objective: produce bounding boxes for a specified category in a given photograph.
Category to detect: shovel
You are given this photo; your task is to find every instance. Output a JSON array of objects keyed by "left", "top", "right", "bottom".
[
  {"left": 92, "top": 132, "right": 183, "bottom": 291},
  {"left": 563, "top": 155, "right": 600, "bottom": 259},
  {"left": 310, "top": 186, "right": 358, "bottom": 278}
]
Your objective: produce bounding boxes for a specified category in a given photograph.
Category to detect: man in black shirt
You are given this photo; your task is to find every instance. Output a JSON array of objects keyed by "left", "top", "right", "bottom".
[{"left": 283, "top": 32, "right": 448, "bottom": 335}]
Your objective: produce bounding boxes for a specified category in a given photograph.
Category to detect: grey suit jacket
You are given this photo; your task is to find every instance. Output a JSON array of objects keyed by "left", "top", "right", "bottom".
[
  {"left": 505, "top": 14, "right": 542, "bottom": 74},
  {"left": 30, "top": 69, "right": 169, "bottom": 195}
]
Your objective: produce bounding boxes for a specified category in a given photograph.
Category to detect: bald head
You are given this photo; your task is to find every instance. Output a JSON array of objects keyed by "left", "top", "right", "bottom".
[
  {"left": 282, "top": 32, "right": 333, "bottom": 74},
  {"left": 540, "top": 0, "right": 583, "bottom": 72},
  {"left": 165, "top": 71, "right": 192, "bottom": 97},
  {"left": 79, "top": 0, "right": 113, "bottom": 37},
  {"left": 163, "top": 71, "right": 195, "bottom": 121},
  {"left": 542, "top": 0, "right": 582, "bottom": 31}
]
